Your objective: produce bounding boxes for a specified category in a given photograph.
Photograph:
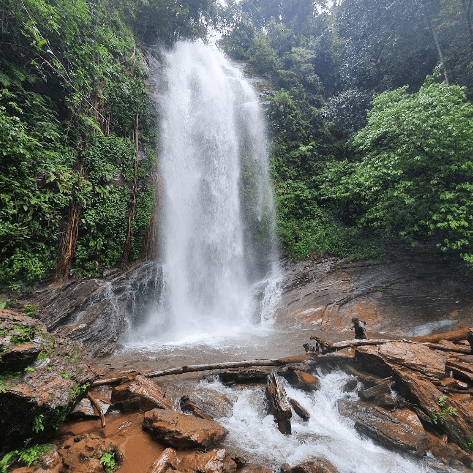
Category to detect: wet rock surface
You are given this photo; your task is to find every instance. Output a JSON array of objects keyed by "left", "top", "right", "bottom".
[
  {"left": 0, "top": 310, "right": 97, "bottom": 452},
  {"left": 142, "top": 408, "right": 228, "bottom": 450},
  {"left": 28, "top": 262, "right": 163, "bottom": 357}
]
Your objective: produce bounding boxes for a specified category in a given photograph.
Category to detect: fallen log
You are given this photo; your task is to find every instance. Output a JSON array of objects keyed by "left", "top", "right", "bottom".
[
  {"left": 90, "top": 372, "right": 137, "bottom": 388},
  {"left": 145, "top": 358, "right": 294, "bottom": 379},
  {"left": 411, "top": 328, "right": 472, "bottom": 344},
  {"left": 267, "top": 372, "right": 292, "bottom": 434},
  {"left": 308, "top": 336, "right": 404, "bottom": 353},
  {"left": 359, "top": 377, "right": 394, "bottom": 401},
  {"left": 87, "top": 392, "right": 106, "bottom": 428}
]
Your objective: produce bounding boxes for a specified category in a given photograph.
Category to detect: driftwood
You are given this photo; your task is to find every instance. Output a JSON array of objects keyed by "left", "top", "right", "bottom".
[
  {"left": 144, "top": 359, "right": 288, "bottom": 379},
  {"left": 87, "top": 392, "right": 106, "bottom": 428},
  {"left": 289, "top": 397, "right": 310, "bottom": 421},
  {"left": 90, "top": 358, "right": 307, "bottom": 388},
  {"left": 309, "top": 336, "right": 402, "bottom": 353},
  {"left": 267, "top": 372, "right": 292, "bottom": 434}
]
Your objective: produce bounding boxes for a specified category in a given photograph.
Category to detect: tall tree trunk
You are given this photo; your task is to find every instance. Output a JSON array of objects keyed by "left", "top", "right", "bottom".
[
  {"left": 119, "top": 111, "right": 139, "bottom": 266},
  {"left": 54, "top": 164, "right": 84, "bottom": 284},
  {"left": 423, "top": 1, "right": 449, "bottom": 84},
  {"left": 461, "top": 0, "right": 473, "bottom": 54},
  {"left": 138, "top": 154, "right": 161, "bottom": 261}
]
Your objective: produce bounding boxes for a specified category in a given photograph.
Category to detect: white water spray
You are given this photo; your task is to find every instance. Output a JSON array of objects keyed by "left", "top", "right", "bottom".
[
  {"left": 206, "top": 372, "right": 447, "bottom": 473},
  {"left": 127, "top": 42, "right": 280, "bottom": 346}
]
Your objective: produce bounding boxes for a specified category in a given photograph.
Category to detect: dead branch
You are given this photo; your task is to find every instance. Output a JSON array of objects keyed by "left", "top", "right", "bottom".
[{"left": 87, "top": 392, "right": 106, "bottom": 428}]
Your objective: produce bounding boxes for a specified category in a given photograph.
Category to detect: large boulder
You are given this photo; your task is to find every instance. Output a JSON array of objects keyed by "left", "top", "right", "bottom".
[
  {"left": 111, "top": 375, "right": 171, "bottom": 412},
  {"left": 143, "top": 409, "right": 228, "bottom": 450},
  {"left": 338, "top": 400, "right": 428, "bottom": 456},
  {"left": 290, "top": 458, "right": 339, "bottom": 473},
  {"left": 0, "top": 310, "right": 97, "bottom": 452},
  {"left": 179, "top": 389, "right": 234, "bottom": 420},
  {"left": 147, "top": 447, "right": 237, "bottom": 473}
]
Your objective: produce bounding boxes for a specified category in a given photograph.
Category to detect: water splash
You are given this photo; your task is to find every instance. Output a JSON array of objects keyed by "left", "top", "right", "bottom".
[
  {"left": 205, "top": 371, "right": 445, "bottom": 473},
  {"left": 126, "top": 42, "right": 280, "bottom": 346}
]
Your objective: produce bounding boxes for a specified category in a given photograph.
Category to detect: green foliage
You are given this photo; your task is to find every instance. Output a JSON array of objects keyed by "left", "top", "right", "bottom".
[
  {"left": 18, "top": 444, "right": 51, "bottom": 467},
  {"left": 100, "top": 446, "right": 120, "bottom": 473},
  {"left": 32, "top": 413, "right": 45, "bottom": 433},
  {"left": 429, "top": 395, "right": 458, "bottom": 429},
  {"left": 322, "top": 79, "right": 473, "bottom": 261},
  {"left": 0, "top": 450, "right": 19, "bottom": 473}
]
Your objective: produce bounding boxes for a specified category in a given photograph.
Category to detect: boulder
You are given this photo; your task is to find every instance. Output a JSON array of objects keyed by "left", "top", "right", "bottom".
[
  {"left": 70, "top": 397, "right": 110, "bottom": 418},
  {"left": 179, "top": 389, "right": 233, "bottom": 420},
  {"left": 57, "top": 434, "right": 122, "bottom": 473},
  {"left": 280, "top": 368, "right": 321, "bottom": 391},
  {"left": 147, "top": 448, "right": 237, "bottom": 473},
  {"left": 111, "top": 375, "right": 171, "bottom": 412},
  {"left": 338, "top": 400, "right": 428, "bottom": 456},
  {"left": 143, "top": 409, "right": 227, "bottom": 450},
  {"left": 290, "top": 458, "right": 339, "bottom": 473},
  {"left": 355, "top": 342, "right": 447, "bottom": 380},
  {"left": 0, "top": 311, "right": 97, "bottom": 452},
  {"left": 239, "top": 464, "right": 273, "bottom": 473}
]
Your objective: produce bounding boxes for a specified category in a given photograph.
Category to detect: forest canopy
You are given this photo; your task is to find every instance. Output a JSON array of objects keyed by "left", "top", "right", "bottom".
[
  {"left": 219, "top": 0, "right": 473, "bottom": 262},
  {"left": 1, "top": 0, "right": 473, "bottom": 289}
]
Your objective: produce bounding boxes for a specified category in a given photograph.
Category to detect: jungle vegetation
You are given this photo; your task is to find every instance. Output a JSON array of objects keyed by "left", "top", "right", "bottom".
[
  {"left": 1, "top": 0, "right": 473, "bottom": 289},
  {"left": 219, "top": 0, "right": 473, "bottom": 262}
]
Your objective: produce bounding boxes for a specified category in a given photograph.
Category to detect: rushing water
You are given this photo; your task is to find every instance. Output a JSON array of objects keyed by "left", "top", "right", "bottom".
[
  {"left": 125, "top": 42, "right": 280, "bottom": 347},
  {"left": 205, "top": 371, "right": 444, "bottom": 473}
]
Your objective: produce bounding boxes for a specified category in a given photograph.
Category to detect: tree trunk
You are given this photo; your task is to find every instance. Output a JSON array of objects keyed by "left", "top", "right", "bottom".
[
  {"left": 119, "top": 111, "right": 139, "bottom": 266},
  {"left": 54, "top": 160, "right": 85, "bottom": 284},
  {"left": 461, "top": 0, "right": 473, "bottom": 54}
]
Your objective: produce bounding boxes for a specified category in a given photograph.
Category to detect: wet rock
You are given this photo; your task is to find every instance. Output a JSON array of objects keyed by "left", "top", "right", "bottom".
[
  {"left": 338, "top": 400, "right": 428, "bottom": 456},
  {"left": 425, "top": 432, "right": 473, "bottom": 472},
  {"left": 446, "top": 356, "right": 473, "bottom": 383},
  {"left": 147, "top": 447, "right": 237, "bottom": 473},
  {"left": 31, "top": 262, "right": 163, "bottom": 357},
  {"left": 355, "top": 342, "right": 447, "bottom": 380},
  {"left": 143, "top": 409, "right": 227, "bottom": 450},
  {"left": 392, "top": 367, "right": 473, "bottom": 446},
  {"left": 290, "top": 457, "right": 339, "bottom": 473},
  {"left": 0, "top": 311, "right": 97, "bottom": 452},
  {"left": 179, "top": 389, "right": 233, "bottom": 420},
  {"left": 358, "top": 377, "right": 394, "bottom": 401},
  {"left": 57, "top": 434, "right": 122, "bottom": 473},
  {"left": 111, "top": 375, "right": 171, "bottom": 412},
  {"left": 266, "top": 372, "right": 292, "bottom": 435},
  {"left": 279, "top": 368, "right": 321, "bottom": 391},
  {"left": 239, "top": 464, "right": 273, "bottom": 473},
  {"left": 219, "top": 368, "right": 270, "bottom": 385},
  {"left": 1, "top": 342, "right": 42, "bottom": 372}
]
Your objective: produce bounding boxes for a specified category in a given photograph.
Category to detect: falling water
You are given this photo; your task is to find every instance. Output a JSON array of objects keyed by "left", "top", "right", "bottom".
[{"left": 126, "top": 42, "right": 280, "bottom": 346}]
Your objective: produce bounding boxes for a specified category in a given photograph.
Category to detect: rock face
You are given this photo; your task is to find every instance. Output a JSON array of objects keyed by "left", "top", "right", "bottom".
[
  {"left": 142, "top": 409, "right": 228, "bottom": 450},
  {"left": 30, "top": 262, "right": 163, "bottom": 357},
  {"left": 338, "top": 401, "right": 428, "bottom": 456},
  {"left": 0, "top": 310, "right": 97, "bottom": 452},
  {"left": 275, "top": 244, "right": 473, "bottom": 340}
]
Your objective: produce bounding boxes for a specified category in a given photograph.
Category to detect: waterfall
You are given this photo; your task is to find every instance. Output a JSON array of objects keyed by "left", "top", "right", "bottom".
[{"left": 126, "top": 42, "right": 280, "bottom": 346}]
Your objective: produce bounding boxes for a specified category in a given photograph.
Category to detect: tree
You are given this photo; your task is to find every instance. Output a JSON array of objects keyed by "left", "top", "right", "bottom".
[{"left": 322, "top": 78, "right": 473, "bottom": 262}]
